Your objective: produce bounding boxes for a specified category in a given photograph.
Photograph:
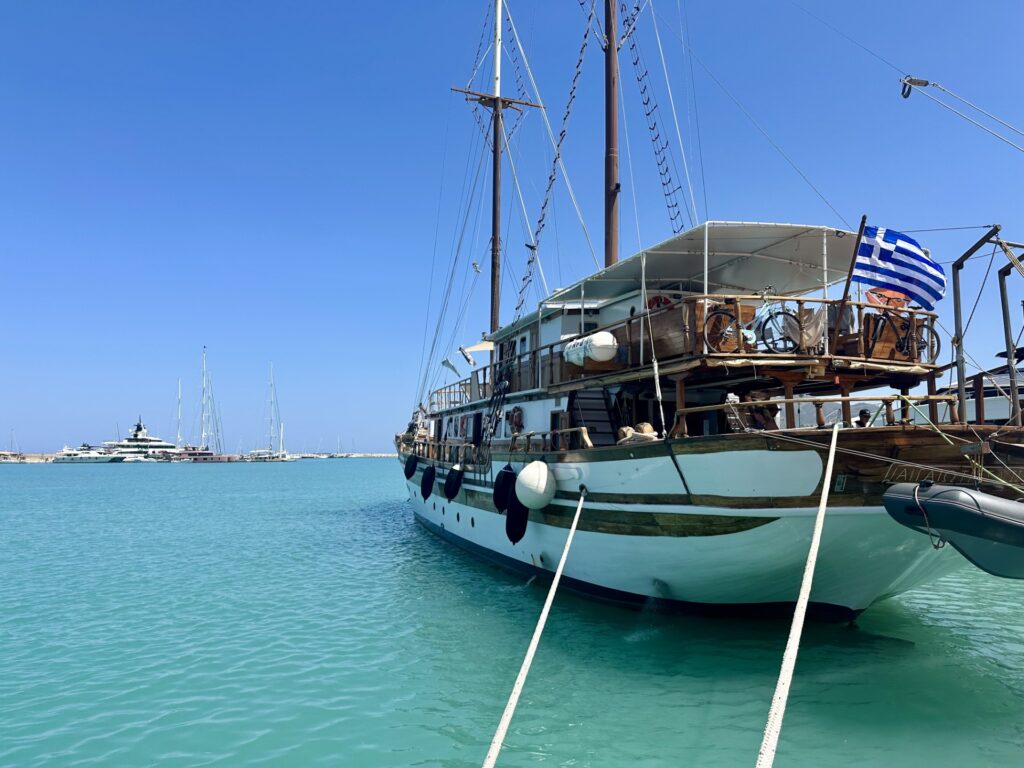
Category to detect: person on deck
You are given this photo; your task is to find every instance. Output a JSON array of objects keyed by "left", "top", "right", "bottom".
[{"left": 854, "top": 408, "right": 872, "bottom": 428}]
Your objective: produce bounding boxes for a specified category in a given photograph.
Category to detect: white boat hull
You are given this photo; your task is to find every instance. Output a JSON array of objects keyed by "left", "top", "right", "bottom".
[
  {"left": 53, "top": 455, "right": 125, "bottom": 463},
  {"left": 402, "top": 450, "right": 963, "bottom": 620}
]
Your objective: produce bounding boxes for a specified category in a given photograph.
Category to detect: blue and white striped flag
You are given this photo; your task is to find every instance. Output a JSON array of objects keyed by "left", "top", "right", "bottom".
[{"left": 852, "top": 226, "right": 945, "bottom": 311}]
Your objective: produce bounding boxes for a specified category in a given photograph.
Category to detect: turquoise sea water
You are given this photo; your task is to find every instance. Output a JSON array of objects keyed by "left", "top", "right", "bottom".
[{"left": 2, "top": 460, "right": 1024, "bottom": 767}]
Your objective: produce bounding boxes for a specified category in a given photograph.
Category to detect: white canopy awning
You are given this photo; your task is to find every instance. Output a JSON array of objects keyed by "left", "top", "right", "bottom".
[{"left": 544, "top": 221, "right": 858, "bottom": 304}]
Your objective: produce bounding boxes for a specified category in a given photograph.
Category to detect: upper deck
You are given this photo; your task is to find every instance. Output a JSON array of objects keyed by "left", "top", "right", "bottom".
[{"left": 429, "top": 222, "right": 940, "bottom": 414}]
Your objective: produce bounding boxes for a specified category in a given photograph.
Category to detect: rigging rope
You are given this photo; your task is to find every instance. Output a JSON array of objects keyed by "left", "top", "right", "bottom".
[
  {"left": 481, "top": 3, "right": 598, "bottom": 450},
  {"left": 415, "top": 98, "right": 455, "bottom": 403},
  {"left": 677, "top": 0, "right": 708, "bottom": 221},
  {"left": 963, "top": 244, "right": 997, "bottom": 336},
  {"left": 501, "top": 120, "right": 550, "bottom": 297},
  {"left": 620, "top": 69, "right": 644, "bottom": 248},
  {"left": 619, "top": 0, "right": 650, "bottom": 44},
  {"left": 482, "top": 1, "right": 598, "bottom": 449},
  {"left": 502, "top": 9, "right": 532, "bottom": 140},
  {"left": 905, "top": 83, "right": 1024, "bottom": 155},
  {"left": 928, "top": 80, "right": 1024, "bottom": 140},
  {"left": 507, "top": 8, "right": 600, "bottom": 270},
  {"left": 788, "top": 1, "right": 904, "bottom": 76},
  {"left": 788, "top": 2, "right": 1024, "bottom": 154},
  {"left": 762, "top": 429, "right": 1020, "bottom": 493},
  {"left": 622, "top": 0, "right": 690, "bottom": 233},
  {"left": 467, "top": 4, "right": 495, "bottom": 141},
  {"left": 898, "top": 396, "right": 1024, "bottom": 490},
  {"left": 417, "top": 133, "right": 491, "bottom": 407},
  {"left": 679, "top": 36, "right": 853, "bottom": 230},
  {"left": 648, "top": 0, "right": 699, "bottom": 226}
]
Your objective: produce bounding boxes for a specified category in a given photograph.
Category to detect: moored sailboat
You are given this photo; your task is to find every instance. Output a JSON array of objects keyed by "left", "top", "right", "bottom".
[
  {"left": 396, "top": 1, "right": 1024, "bottom": 620},
  {"left": 246, "top": 364, "right": 294, "bottom": 461}
]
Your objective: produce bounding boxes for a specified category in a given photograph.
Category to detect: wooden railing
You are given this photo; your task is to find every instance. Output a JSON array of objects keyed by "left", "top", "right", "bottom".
[
  {"left": 402, "top": 425, "right": 597, "bottom": 464},
  {"left": 509, "top": 427, "right": 593, "bottom": 452},
  {"left": 670, "top": 394, "right": 958, "bottom": 438},
  {"left": 428, "top": 294, "right": 940, "bottom": 412}
]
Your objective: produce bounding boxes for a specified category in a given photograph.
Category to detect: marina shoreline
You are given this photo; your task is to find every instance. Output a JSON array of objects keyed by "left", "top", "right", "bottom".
[{"left": 2, "top": 452, "right": 397, "bottom": 464}]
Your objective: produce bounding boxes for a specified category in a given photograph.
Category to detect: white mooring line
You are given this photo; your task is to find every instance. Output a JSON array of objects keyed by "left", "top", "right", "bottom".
[
  {"left": 482, "top": 487, "right": 588, "bottom": 768},
  {"left": 756, "top": 422, "right": 841, "bottom": 768}
]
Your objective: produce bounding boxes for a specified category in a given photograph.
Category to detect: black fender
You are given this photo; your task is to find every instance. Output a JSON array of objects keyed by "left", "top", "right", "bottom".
[
  {"left": 444, "top": 465, "right": 464, "bottom": 501},
  {"left": 493, "top": 464, "right": 516, "bottom": 513},
  {"left": 505, "top": 490, "right": 529, "bottom": 544},
  {"left": 403, "top": 454, "right": 418, "bottom": 479},
  {"left": 420, "top": 465, "right": 436, "bottom": 500}
]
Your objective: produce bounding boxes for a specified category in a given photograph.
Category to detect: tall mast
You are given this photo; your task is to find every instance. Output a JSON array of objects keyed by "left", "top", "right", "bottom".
[
  {"left": 200, "top": 346, "right": 209, "bottom": 449},
  {"left": 450, "top": 2, "right": 538, "bottom": 335},
  {"left": 489, "top": 0, "right": 503, "bottom": 332},
  {"left": 267, "top": 363, "right": 276, "bottom": 452},
  {"left": 176, "top": 378, "right": 182, "bottom": 448},
  {"left": 604, "top": 0, "right": 620, "bottom": 267}
]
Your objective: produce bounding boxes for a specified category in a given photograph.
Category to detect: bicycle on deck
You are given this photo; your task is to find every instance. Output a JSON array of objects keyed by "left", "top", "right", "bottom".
[
  {"left": 702, "top": 285, "right": 801, "bottom": 354},
  {"left": 863, "top": 289, "right": 941, "bottom": 364}
]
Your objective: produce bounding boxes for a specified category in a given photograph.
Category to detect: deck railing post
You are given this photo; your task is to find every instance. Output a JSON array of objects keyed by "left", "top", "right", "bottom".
[
  {"left": 927, "top": 373, "right": 939, "bottom": 424},
  {"left": 998, "top": 262, "right": 1022, "bottom": 426},
  {"left": 973, "top": 374, "right": 987, "bottom": 424},
  {"left": 953, "top": 225, "right": 1002, "bottom": 422}
]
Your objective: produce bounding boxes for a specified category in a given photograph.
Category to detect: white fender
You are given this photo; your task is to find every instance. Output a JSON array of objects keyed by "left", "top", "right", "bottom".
[
  {"left": 515, "top": 460, "right": 557, "bottom": 509},
  {"left": 564, "top": 331, "right": 618, "bottom": 366}
]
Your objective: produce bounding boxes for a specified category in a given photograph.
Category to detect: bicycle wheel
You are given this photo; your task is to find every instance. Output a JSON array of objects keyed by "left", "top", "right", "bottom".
[
  {"left": 914, "top": 324, "right": 941, "bottom": 364},
  {"left": 760, "top": 310, "right": 801, "bottom": 354},
  {"left": 703, "top": 310, "right": 740, "bottom": 353}
]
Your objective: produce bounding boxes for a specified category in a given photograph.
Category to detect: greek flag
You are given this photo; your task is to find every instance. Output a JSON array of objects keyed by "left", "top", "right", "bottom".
[{"left": 852, "top": 226, "right": 945, "bottom": 311}]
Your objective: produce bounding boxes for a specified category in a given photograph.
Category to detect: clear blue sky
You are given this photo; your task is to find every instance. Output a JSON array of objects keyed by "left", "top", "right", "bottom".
[{"left": 1, "top": 1, "right": 1021, "bottom": 452}]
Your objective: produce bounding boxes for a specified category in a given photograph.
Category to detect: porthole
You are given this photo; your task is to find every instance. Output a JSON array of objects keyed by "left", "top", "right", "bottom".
[
  {"left": 433, "top": 502, "right": 436, "bottom": 510},
  {"left": 456, "top": 512, "right": 461, "bottom": 522},
  {"left": 471, "top": 517, "right": 475, "bottom": 528},
  {"left": 539, "top": 554, "right": 546, "bottom": 564},
  {"left": 442, "top": 507, "right": 445, "bottom": 515}
]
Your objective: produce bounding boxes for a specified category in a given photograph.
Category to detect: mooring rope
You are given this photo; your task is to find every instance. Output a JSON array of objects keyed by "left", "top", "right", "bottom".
[
  {"left": 756, "top": 423, "right": 840, "bottom": 768},
  {"left": 481, "top": 487, "right": 588, "bottom": 768}
]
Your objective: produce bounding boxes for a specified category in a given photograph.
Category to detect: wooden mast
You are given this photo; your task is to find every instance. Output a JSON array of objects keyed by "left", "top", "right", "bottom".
[
  {"left": 604, "top": 0, "right": 620, "bottom": 268},
  {"left": 451, "top": 3, "right": 540, "bottom": 335},
  {"left": 490, "top": 0, "right": 503, "bottom": 332}
]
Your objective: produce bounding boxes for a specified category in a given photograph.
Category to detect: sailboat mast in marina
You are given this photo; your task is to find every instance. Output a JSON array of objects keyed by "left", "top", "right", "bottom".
[
  {"left": 177, "top": 347, "right": 234, "bottom": 462},
  {"left": 396, "top": 0, "right": 1024, "bottom": 620},
  {"left": 247, "top": 364, "right": 293, "bottom": 461}
]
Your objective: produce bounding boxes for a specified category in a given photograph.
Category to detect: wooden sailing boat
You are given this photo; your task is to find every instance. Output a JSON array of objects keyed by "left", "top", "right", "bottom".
[{"left": 396, "top": 1, "right": 1024, "bottom": 620}]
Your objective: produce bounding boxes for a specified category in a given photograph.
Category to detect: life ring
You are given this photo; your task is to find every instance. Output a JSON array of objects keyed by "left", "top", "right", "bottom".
[
  {"left": 647, "top": 295, "right": 674, "bottom": 310},
  {"left": 508, "top": 406, "right": 525, "bottom": 432}
]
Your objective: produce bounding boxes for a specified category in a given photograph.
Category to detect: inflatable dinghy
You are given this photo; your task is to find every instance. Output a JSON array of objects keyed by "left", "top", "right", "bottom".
[{"left": 883, "top": 482, "right": 1024, "bottom": 579}]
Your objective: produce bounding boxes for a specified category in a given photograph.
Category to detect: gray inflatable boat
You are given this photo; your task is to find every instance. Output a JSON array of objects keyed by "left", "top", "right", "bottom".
[{"left": 882, "top": 482, "right": 1024, "bottom": 579}]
